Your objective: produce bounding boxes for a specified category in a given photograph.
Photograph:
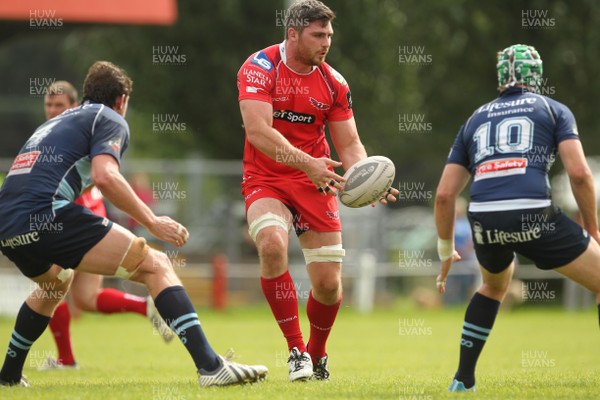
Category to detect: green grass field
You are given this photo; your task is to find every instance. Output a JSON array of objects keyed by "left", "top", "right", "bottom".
[{"left": 0, "top": 302, "right": 598, "bottom": 399}]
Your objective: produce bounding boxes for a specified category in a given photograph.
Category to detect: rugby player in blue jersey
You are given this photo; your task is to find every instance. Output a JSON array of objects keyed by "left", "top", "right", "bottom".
[
  {"left": 434, "top": 44, "right": 600, "bottom": 392},
  {"left": 41, "top": 80, "right": 174, "bottom": 372},
  {"left": 0, "top": 61, "right": 267, "bottom": 387}
]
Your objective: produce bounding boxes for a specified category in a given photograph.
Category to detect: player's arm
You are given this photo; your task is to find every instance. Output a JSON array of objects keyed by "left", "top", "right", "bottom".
[
  {"left": 435, "top": 164, "right": 470, "bottom": 240},
  {"left": 434, "top": 163, "right": 471, "bottom": 292},
  {"left": 239, "top": 99, "right": 344, "bottom": 192},
  {"left": 240, "top": 99, "right": 313, "bottom": 170},
  {"left": 91, "top": 154, "right": 187, "bottom": 246},
  {"left": 328, "top": 117, "right": 366, "bottom": 170},
  {"left": 329, "top": 118, "right": 398, "bottom": 203},
  {"left": 92, "top": 154, "right": 153, "bottom": 225},
  {"left": 558, "top": 139, "right": 599, "bottom": 239}
]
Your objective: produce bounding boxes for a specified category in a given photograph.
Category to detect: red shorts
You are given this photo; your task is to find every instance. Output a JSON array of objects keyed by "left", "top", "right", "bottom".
[{"left": 242, "top": 176, "right": 341, "bottom": 234}]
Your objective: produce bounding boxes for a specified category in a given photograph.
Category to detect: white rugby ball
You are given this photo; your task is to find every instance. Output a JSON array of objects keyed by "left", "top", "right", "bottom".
[{"left": 338, "top": 156, "right": 395, "bottom": 208}]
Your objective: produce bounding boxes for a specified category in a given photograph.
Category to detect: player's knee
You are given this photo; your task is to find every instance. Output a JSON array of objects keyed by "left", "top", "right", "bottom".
[
  {"left": 249, "top": 212, "right": 289, "bottom": 244},
  {"left": 312, "top": 278, "right": 341, "bottom": 299},
  {"left": 480, "top": 282, "right": 509, "bottom": 299},
  {"left": 140, "top": 248, "right": 180, "bottom": 282},
  {"left": 44, "top": 268, "right": 73, "bottom": 301},
  {"left": 114, "top": 236, "right": 150, "bottom": 280},
  {"left": 56, "top": 268, "right": 74, "bottom": 289},
  {"left": 257, "top": 231, "right": 288, "bottom": 263},
  {"left": 150, "top": 249, "right": 172, "bottom": 274},
  {"left": 33, "top": 273, "right": 72, "bottom": 304}
]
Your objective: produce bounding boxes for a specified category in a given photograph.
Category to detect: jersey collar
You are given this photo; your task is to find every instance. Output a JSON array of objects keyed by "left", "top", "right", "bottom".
[{"left": 499, "top": 86, "right": 535, "bottom": 97}]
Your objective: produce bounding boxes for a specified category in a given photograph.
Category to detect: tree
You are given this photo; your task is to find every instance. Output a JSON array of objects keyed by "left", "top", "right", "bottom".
[{"left": 1, "top": 0, "right": 597, "bottom": 203}]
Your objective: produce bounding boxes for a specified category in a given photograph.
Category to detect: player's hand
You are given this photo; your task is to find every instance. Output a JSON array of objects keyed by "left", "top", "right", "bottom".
[
  {"left": 371, "top": 187, "right": 399, "bottom": 207},
  {"left": 148, "top": 216, "right": 189, "bottom": 247},
  {"left": 305, "top": 157, "right": 345, "bottom": 196},
  {"left": 436, "top": 251, "right": 461, "bottom": 294}
]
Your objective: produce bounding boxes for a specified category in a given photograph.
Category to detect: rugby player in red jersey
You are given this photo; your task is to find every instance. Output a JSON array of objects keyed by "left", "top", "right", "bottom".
[
  {"left": 237, "top": 0, "right": 397, "bottom": 381},
  {"left": 41, "top": 81, "right": 173, "bottom": 371}
]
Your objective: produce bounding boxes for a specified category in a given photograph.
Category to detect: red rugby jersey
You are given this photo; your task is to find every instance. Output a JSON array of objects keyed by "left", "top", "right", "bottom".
[
  {"left": 74, "top": 186, "right": 107, "bottom": 217},
  {"left": 237, "top": 42, "right": 353, "bottom": 180}
]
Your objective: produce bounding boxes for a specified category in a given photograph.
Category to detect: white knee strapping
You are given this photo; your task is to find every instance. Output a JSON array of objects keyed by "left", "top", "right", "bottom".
[
  {"left": 56, "top": 268, "right": 73, "bottom": 283},
  {"left": 302, "top": 244, "right": 345, "bottom": 264},
  {"left": 248, "top": 212, "right": 290, "bottom": 242},
  {"left": 115, "top": 237, "right": 149, "bottom": 279}
]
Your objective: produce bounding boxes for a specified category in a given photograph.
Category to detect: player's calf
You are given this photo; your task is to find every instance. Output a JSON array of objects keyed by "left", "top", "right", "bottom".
[
  {"left": 70, "top": 272, "right": 103, "bottom": 312},
  {"left": 129, "top": 247, "right": 182, "bottom": 297},
  {"left": 116, "top": 235, "right": 269, "bottom": 383},
  {"left": 0, "top": 264, "right": 76, "bottom": 384}
]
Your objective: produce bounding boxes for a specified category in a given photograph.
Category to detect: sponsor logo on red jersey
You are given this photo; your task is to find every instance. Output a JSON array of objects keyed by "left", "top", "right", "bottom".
[
  {"left": 251, "top": 51, "right": 273, "bottom": 72},
  {"left": 272, "top": 110, "right": 316, "bottom": 124},
  {"left": 309, "top": 97, "right": 330, "bottom": 111},
  {"left": 242, "top": 68, "right": 272, "bottom": 87}
]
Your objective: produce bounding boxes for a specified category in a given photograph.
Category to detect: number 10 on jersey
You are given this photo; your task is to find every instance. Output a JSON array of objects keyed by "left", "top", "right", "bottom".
[{"left": 473, "top": 117, "right": 534, "bottom": 162}]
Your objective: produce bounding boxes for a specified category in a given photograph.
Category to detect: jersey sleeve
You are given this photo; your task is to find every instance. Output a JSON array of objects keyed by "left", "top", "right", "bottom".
[
  {"left": 327, "top": 67, "right": 354, "bottom": 122},
  {"left": 237, "top": 51, "right": 276, "bottom": 104},
  {"left": 89, "top": 110, "right": 130, "bottom": 164},
  {"left": 447, "top": 124, "right": 471, "bottom": 170},
  {"left": 552, "top": 102, "right": 580, "bottom": 143}
]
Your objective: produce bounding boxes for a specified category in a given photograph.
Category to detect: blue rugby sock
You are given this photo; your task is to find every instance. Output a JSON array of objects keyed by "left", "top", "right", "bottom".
[
  {"left": 153, "top": 286, "right": 219, "bottom": 372},
  {"left": 454, "top": 292, "right": 500, "bottom": 388},
  {"left": 0, "top": 302, "right": 51, "bottom": 383}
]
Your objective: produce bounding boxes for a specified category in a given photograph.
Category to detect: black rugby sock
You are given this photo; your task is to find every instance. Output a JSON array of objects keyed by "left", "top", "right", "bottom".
[
  {"left": 153, "top": 286, "right": 219, "bottom": 372},
  {"left": 0, "top": 302, "right": 50, "bottom": 383},
  {"left": 454, "top": 292, "right": 500, "bottom": 388}
]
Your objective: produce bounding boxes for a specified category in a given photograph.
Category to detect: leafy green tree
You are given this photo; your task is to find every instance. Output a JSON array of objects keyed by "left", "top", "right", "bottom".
[{"left": 0, "top": 0, "right": 598, "bottom": 203}]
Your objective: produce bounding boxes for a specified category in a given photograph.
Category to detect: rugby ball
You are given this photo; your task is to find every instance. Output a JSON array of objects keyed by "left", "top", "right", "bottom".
[{"left": 338, "top": 156, "right": 395, "bottom": 208}]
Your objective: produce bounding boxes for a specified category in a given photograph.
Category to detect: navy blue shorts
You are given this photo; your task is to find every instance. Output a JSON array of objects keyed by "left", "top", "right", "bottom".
[
  {"left": 0, "top": 203, "right": 113, "bottom": 278},
  {"left": 468, "top": 205, "right": 590, "bottom": 273}
]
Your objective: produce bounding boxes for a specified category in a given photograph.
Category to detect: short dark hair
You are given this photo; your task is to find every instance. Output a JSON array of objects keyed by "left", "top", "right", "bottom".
[
  {"left": 82, "top": 61, "right": 133, "bottom": 108},
  {"left": 46, "top": 80, "right": 78, "bottom": 104},
  {"left": 285, "top": 0, "right": 335, "bottom": 38}
]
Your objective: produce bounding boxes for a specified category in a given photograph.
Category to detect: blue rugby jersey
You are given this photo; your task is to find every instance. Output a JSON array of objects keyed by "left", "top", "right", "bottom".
[
  {"left": 447, "top": 87, "right": 579, "bottom": 212},
  {"left": 0, "top": 102, "right": 129, "bottom": 238}
]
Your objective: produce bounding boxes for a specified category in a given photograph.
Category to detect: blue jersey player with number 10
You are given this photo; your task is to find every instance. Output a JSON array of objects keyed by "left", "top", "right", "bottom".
[{"left": 434, "top": 44, "right": 600, "bottom": 392}]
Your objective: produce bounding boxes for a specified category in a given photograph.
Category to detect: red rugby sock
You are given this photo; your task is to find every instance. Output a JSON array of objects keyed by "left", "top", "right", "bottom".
[
  {"left": 96, "top": 288, "right": 147, "bottom": 315},
  {"left": 307, "top": 291, "right": 341, "bottom": 362},
  {"left": 260, "top": 271, "right": 306, "bottom": 352},
  {"left": 48, "top": 301, "right": 75, "bottom": 365}
]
